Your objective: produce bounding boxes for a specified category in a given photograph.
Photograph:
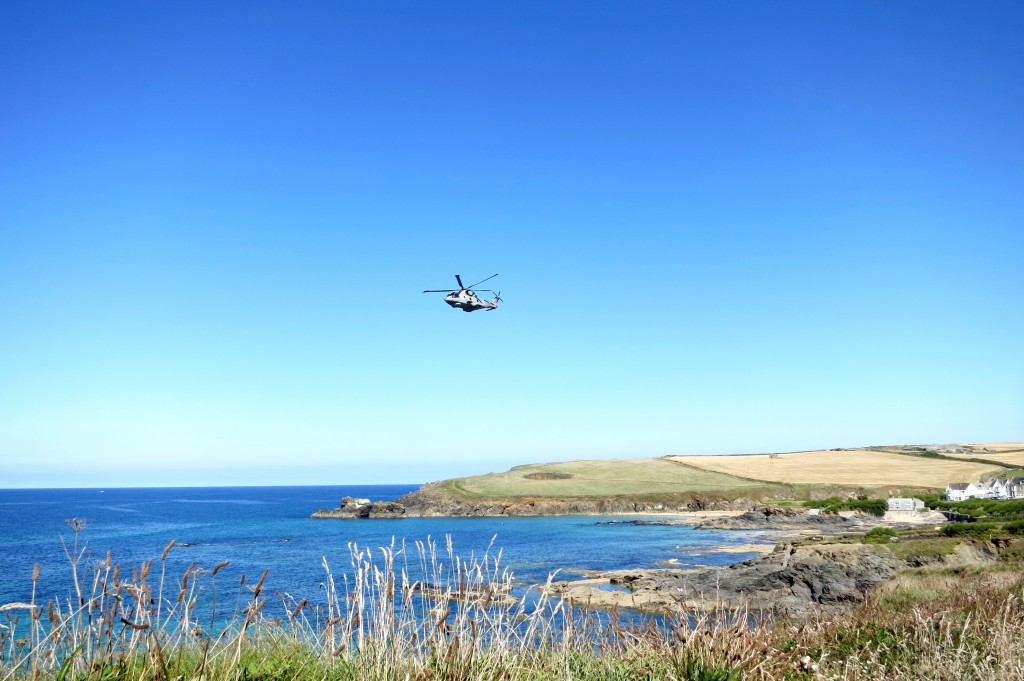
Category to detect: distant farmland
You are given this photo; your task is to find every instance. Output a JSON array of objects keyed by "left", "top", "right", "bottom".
[
  {"left": 964, "top": 442, "right": 1024, "bottom": 452},
  {"left": 667, "top": 449, "right": 1007, "bottom": 488},
  {"left": 438, "top": 444, "right": 1018, "bottom": 501},
  {"left": 942, "top": 444, "right": 1024, "bottom": 468}
]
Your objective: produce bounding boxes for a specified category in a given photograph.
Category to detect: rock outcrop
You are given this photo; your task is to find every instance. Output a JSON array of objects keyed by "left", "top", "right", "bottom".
[
  {"left": 555, "top": 537, "right": 1019, "bottom": 617},
  {"left": 554, "top": 542, "right": 903, "bottom": 616},
  {"left": 311, "top": 496, "right": 407, "bottom": 519},
  {"left": 698, "top": 506, "right": 881, "bottom": 533}
]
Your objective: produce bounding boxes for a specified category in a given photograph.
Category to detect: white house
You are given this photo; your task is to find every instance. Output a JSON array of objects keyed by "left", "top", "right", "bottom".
[
  {"left": 946, "top": 483, "right": 969, "bottom": 501},
  {"left": 945, "top": 478, "right": 1024, "bottom": 501},
  {"left": 946, "top": 481, "right": 994, "bottom": 501},
  {"left": 887, "top": 497, "right": 926, "bottom": 512},
  {"left": 1007, "top": 478, "right": 1024, "bottom": 500},
  {"left": 989, "top": 478, "right": 1007, "bottom": 499}
]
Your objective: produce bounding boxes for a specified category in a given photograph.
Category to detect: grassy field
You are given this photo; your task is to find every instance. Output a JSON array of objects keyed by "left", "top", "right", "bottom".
[
  {"left": 437, "top": 443, "right": 1017, "bottom": 501},
  {"left": 667, "top": 448, "right": 1007, "bottom": 487},
  {"left": 444, "top": 457, "right": 773, "bottom": 498}
]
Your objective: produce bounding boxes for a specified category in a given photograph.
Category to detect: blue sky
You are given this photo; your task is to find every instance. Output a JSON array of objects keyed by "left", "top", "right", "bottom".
[{"left": 1, "top": 1, "right": 1022, "bottom": 487}]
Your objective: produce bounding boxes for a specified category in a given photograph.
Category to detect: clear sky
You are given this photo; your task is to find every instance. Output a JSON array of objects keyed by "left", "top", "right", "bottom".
[{"left": 1, "top": 1, "right": 1022, "bottom": 487}]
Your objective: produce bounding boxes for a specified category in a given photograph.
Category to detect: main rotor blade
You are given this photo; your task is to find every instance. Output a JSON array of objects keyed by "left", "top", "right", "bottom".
[
  {"left": 423, "top": 289, "right": 457, "bottom": 293},
  {"left": 467, "top": 273, "right": 498, "bottom": 289},
  {"left": 455, "top": 274, "right": 464, "bottom": 289}
]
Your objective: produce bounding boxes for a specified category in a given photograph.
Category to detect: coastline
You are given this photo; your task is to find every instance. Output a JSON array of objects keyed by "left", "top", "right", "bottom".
[{"left": 309, "top": 489, "right": 974, "bottom": 619}]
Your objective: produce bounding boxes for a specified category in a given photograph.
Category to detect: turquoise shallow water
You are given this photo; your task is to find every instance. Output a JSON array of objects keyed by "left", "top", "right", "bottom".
[{"left": 0, "top": 486, "right": 766, "bottom": 606}]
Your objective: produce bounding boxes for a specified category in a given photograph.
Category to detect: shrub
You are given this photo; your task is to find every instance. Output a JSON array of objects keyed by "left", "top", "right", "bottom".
[
  {"left": 866, "top": 527, "right": 897, "bottom": 538},
  {"left": 942, "top": 522, "right": 998, "bottom": 538},
  {"left": 803, "top": 497, "right": 886, "bottom": 516},
  {"left": 804, "top": 496, "right": 843, "bottom": 509},
  {"left": 1003, "top": 519, "right": 1024, "bottom": 535},
  {"left": 864, "top": 527, "right": 897, "bottom": 543},
  {"left": 848, "top": 499, "right": 887, "bottom": 516}
]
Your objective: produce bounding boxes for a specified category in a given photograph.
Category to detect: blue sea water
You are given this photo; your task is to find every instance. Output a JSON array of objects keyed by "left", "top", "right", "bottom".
[{"left": 0, "top": 486, "right": 766, "bottom": 608}]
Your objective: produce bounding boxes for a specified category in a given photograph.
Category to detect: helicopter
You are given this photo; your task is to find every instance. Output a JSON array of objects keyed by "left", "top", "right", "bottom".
[{"left": 423, "top": 274, "right": 502, "bottom": 312}]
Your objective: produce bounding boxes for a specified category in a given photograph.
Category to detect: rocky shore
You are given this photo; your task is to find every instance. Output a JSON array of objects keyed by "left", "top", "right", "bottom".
[
  {"left": 696, "top": 506, "right": 880, "bottom": 535},
  {"left": 310, "top": 489, "right": 961, "bottom": 618},
  {"left": 552, "top": 542, "right": 901, "bottom": 616},
  {"left": 551, "top": 538, "right": 1011, "bottom": 617}
]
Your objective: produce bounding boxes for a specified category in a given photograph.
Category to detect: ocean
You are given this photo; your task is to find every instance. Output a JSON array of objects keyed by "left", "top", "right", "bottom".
[{"left": 0, "top": 486, "right": 765, "bottom": 607}]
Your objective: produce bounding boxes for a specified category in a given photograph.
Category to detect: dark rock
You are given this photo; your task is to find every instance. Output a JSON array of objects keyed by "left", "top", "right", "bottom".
[
  {"left": 367, "top": 501, "right": 407, "bottom": 519},
  {"left": 310, "top": 496, "right": 408, "bottom": 519},
  {"left": 698, "top": 506, "right": 880, "bottom": 534},
  {"left": 606, "top": 543, "right": 903, "bottom": 616}
]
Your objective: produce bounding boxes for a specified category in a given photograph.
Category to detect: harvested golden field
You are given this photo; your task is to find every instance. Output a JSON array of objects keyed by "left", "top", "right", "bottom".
[
  {"left": 963, "top": 451, "right": 1024, "bottom": 467},
  {"left": 910, "top": 443, "right": 1024, "bottom": 467},
  {"left": 965, "top": 442, "right": 1024, "bottom": 452},
  {"left": 446, "top": 457, "right": 769, "bottom": 498},
  {"left": 667, "top": 449, "right": 1005, "bottom": 487}
]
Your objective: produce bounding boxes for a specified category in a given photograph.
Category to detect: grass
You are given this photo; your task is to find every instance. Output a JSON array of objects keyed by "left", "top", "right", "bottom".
[
  {"left": 883, "top": 536, "right": 961, "bottom": 559},
  {"left": 0, "top": 522, "right": 763, "bottom": 681},
  {"left": 441, "top": 457, "right": 776, "bottom": 499},
  {"left": 5, "top": 522, "right": 1024, "bottom": 680},
  {"left": 426, "top": 443, "right": 1017, "bottom": 505}
]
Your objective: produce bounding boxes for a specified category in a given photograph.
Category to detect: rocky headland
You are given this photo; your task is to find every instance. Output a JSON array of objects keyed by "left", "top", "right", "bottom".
[{"left": 311, "top": 482, "right": 762, "bottom": 519}]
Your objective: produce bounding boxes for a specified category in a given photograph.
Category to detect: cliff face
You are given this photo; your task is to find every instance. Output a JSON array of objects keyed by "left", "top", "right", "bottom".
[
  {"left": 312, "top": 483, "right": 763, "bottom": 519},
  {"left": 394, "top": 483, "right": 759, "bottom": 517}
]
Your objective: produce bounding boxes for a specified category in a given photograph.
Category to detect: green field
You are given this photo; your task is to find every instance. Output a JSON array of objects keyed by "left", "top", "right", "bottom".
[
  {"left": 443, "top": 457, "right": 775, "bottom": 498},
  {"left": 436, "top": 443, "right": 1020, "bottom": 501}
]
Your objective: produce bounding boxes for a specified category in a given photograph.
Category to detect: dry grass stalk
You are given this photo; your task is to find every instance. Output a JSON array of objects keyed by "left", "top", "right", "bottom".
[{"left": 3, "top": 525, "right": 1024, "bottom": 680}]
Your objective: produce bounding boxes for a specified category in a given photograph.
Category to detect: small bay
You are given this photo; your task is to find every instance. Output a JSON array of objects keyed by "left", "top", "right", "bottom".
[{"left": 0, "top": 486, "right": 765, "bottom": 607}]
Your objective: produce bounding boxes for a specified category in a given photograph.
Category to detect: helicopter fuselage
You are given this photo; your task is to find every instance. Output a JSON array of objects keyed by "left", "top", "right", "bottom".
[
  {"left": 424, "top": 274, "right": 501, "bottom": 312},
  {"left": 445, "top": 289, "right": 498, "bottom": 312}
]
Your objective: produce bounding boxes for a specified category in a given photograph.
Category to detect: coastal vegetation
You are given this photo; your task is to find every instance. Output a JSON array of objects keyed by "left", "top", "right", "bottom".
[
  {"left": 802, "top": 496, "right": 888, "bottom": 516},
  {"left": 918, "top": 495, "right": 1024, "bottom": 519},
  {"left": 4, "top": 521, "right": 1024, "bottom": 680},
  {"left": 10, "top": 443, "right": 1024, "bottom": 679}
]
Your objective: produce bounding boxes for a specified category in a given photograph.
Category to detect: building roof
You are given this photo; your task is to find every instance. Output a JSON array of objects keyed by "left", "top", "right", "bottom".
[{"left": 947, "top": 483, "right": 969, "bottom": 490}]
